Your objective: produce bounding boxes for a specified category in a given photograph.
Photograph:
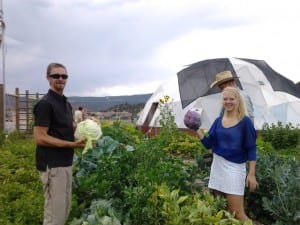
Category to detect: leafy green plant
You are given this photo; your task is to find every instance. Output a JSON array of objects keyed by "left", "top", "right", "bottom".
[
  {"left": 155, "top": 96, "right": 205, "bottom": 159},
  {"left": 4, "top": 111, "right": 299, "bottom": 225},
  {"left": 163, "top": 133, "right": 204, "bottom": 158},
  {"left": 71, "top": 133, "right": 200, "bottom": 225},
  {"left": 0, "top": 139, "right": 43, "bottom": 225},
  {"left": 151, "top": 183, "right": 251, "bottom": 225},
  {"left": 69, "top": 199, "right": 121, "bottom": 225},
  {"left": 0, "top": 131, "right": 6, "bottom": 146},
  {"left": 157, "top": 96, "right": 179, "bottom": 143},
  {"left": 0, "top": 131, "right": 26, "bottom": 147},
  {"left": 72, "top": 136, "right": 129, "bottom": 210},
  {"left": 261, "top": 157, "right": 300, "bottom": 225},
  {"left": 101, "top": 120, "right": 143, "bottom": 145},
  {"left": 245, "top": 153, "right": 300, "bottom": 225},
  {"left": 256, "top": 136, "right": 274, "bottom": 154},
  {"left": 261, "top": 122, "right": 299, "bottom": 150}
]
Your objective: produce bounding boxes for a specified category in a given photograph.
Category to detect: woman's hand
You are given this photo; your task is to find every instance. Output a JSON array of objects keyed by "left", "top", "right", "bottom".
[
  {"left": 196, "top": 128, "right": 205, "bottom": 140},
  {"left": 246, "top": 174, "right": 259, "bottom": 192}
]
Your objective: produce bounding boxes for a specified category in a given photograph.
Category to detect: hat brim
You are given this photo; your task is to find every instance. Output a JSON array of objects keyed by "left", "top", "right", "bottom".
[{"left": 210, "top": 77, "right": 239, "bottom": 88}]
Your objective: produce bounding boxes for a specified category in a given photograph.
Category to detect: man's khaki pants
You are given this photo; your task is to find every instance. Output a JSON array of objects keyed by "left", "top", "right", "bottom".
[{"left": 40, "top": 166, "right": 72, "bottom": 225}]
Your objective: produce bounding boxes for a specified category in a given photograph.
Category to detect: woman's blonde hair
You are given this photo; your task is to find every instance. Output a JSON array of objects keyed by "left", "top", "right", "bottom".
[{"left": 222, "top": 86, "right": 247, "bottom": 120}]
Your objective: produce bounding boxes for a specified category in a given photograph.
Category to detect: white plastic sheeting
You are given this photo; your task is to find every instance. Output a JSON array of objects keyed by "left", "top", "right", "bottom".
[{"left": 137, "top": 58, "right": 300, "bottom": 130}]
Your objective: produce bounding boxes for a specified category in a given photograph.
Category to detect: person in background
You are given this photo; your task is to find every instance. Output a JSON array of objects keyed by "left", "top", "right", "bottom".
[
  {"left": 82, "top": 107, "right": 89, "bottom": 121},
  {"left": 33, "top": 62, "right": 86, "bottom": 225},
  {"left": 74, "top": 106, "right": 83, "bottom": 124},
  {"left": 210, "top": 70, "right": 254, "bottom": 122},
  {"left": 195, "top": 86, "right": 258, "bottom": 223}
]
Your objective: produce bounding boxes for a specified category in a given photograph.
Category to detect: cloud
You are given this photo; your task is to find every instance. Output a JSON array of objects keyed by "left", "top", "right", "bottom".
[{"left": 2, "top": 0, "right": 299, "bottom": 97}]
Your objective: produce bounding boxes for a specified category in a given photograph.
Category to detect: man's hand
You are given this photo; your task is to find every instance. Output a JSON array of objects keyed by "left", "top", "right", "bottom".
[{"left": 74, "top": 138, "right": 86, "bottom": 148}]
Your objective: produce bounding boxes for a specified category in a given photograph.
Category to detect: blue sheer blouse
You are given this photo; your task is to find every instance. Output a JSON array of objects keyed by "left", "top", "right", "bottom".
[{"left": 201, "top": 116, "right": 257, "bottom": 163}]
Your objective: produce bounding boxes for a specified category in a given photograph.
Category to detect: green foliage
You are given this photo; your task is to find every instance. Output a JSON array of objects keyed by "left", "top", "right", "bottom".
[
  {"left": 72, "top": 136, "right": 127, "bottom": 207},
  {"left": 69, "top": 199, "right": 121, "bottom": 225},
  {"left": 196, "top": 152, "right": 212, "bottom": 180},
  {"left": 257, "top": 130, "right": 300, "bottom": 160},
  {"left": 261, "top": 122, "right": 300, "bottom": 150},
  {"left": 101, "top": 120, "right": 143, "bottom": 145},
  {"left": 156, "top": 96, "right": 204, "bottom": 159},
  {"left": 0, "top": 131, "right": 26, "bottom": 147},
  {"left": 158, "top": 96, "right": 178, "bottom": 140},
  {"left": 0, "top": 132, "right": 6, "bottom": 147},
  {"left": 163, "top": 133, "right": 205, "bottom": 158},
  {"left": 2, "top": 108, "right": 300, "bottom": 225},
  {"left": 151, "top": 183, "right": 251, "bottom": 225},
  {"left": 245, "top": 153, "right": 300, "bottom": 225},
  {"left": 0, "top": 139, "right": 43, "bottom": 225},
  {"left": 261, "top": 157, "right": 300, "bottom": 225},
  {"left": 71, "top": 134, "right": 200, "bottom": 225},
  {"left": 121, "top": 138, "right": 200, "bottom": 224},
  {"left": 256, "top": 136, "right": 274, "bottom": 154}
]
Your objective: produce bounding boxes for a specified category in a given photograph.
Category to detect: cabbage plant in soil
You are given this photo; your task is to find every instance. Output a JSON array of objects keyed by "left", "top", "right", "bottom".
[{"left": 70, "top": 134, "right": 202, "bottom": 225}]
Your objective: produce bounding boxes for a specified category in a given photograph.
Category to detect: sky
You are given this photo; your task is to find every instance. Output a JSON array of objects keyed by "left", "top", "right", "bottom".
[{"left": 1, "top": 0, "right": 300, "bottom": 97}]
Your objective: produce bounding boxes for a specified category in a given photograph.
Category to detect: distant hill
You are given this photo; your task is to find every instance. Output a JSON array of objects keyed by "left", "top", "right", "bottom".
[
  {"left": 68, "top": 93, "right": 152, "bottom": 111},
  {"left": 5, "top": 93, "right": 152, "bottom": 114}
]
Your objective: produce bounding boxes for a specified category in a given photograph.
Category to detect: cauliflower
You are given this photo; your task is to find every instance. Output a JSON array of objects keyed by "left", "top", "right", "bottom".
[{"left": 74, "top": 118, "right": 102, "bottom": 154}]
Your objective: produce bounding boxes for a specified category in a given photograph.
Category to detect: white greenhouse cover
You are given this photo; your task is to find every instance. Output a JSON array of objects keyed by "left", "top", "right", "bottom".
[{"left": 137, "top": 58, "right": 300, "bottom": 130}]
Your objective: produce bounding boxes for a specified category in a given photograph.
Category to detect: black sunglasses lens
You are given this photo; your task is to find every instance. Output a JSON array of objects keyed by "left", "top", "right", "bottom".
[{"left": 49, "top": 74, "right": 68, "bottom": 79}]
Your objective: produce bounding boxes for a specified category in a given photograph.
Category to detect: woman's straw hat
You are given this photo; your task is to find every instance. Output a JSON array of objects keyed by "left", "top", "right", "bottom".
[{"left": 210, "top": 70, "right": 239, "bottom": 88}]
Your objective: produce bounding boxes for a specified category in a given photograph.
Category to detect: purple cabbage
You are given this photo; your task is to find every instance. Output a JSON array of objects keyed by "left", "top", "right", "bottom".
[{"left": 184, "top": 110, "right": 202, "bottom": 130}]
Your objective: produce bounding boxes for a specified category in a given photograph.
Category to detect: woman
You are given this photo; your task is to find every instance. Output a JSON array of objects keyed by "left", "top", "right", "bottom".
[{"left": 196, "top": 86, "right": 258, "bottom": 222}]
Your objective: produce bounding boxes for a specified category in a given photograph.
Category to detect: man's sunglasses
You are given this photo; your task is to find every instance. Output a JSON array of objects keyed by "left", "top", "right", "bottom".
[{"left": 48, "top": 74, "right": 68, "bottom": 79}]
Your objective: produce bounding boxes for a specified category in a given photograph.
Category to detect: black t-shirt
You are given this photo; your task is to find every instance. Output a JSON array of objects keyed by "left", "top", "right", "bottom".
[{"left": 33, "top": 89, "right": 74, "bottom": 171}]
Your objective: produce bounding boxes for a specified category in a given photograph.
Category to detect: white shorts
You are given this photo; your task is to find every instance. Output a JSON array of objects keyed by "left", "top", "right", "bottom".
[{"left": 208, "top": 153, "right": 246, "bottom": 195}]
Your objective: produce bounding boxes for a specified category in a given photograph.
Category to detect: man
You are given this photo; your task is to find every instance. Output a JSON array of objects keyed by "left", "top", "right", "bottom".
[
  {"left": 33, "top": 62, "right": 86, "bottom": 225},
  {"left": 74, "top": 106, "right": 83, "bottom": 124},
  {"left": 210, "top": 70, "right": 254, "bottom": 122}
]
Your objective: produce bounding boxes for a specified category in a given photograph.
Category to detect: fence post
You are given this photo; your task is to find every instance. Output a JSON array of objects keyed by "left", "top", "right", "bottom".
[
  {"left": 15, "top": 87, "right": 19, "bottom": 131},
  {"left": 25, "top": 90, "right": 30, "bottom": 132},
  {"left": 0, "top": 83, "right": 3, "bottom": 132}
]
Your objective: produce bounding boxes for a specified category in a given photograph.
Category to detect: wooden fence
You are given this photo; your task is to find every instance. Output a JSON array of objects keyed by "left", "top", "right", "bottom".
[{"left": 0, "top": 84, "right": 43, "bottom": 134}]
